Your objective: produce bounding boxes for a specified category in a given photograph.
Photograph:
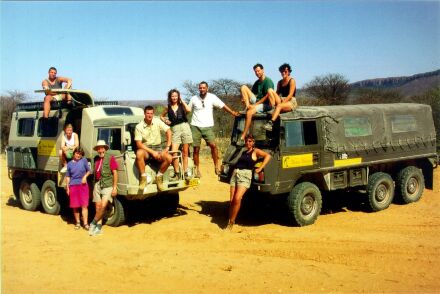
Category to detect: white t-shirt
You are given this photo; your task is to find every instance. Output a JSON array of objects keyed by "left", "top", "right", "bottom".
[{"left": 188, "top": 92, "right": 225, "bottom": 128}]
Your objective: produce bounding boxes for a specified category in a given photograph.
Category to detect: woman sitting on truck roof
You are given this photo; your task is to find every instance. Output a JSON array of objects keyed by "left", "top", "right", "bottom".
[
  {"left": 59, "top": 124, "right": 79, "bottom": 173},
  {"left": 263, "top": 63, "right": 297, "bottom": 131}
]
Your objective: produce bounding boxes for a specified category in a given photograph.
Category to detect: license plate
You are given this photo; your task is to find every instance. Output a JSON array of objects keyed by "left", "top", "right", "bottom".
[{"left": 186, "top": 178, "right": 199, "bottom": 186}]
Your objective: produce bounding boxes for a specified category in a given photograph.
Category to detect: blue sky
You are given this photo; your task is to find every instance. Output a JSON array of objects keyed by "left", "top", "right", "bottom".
[{"left": 1, "top": 1, "right": 439, "bottom": 101}]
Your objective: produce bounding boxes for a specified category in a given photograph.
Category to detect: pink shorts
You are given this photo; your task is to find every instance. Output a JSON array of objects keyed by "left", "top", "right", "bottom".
[{"left": 69, "top": 184, "right": 90, "bottom": 208}]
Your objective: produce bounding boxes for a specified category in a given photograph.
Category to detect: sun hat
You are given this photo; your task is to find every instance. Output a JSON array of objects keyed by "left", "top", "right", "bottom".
[{"left": 93, "top": 140, "right": 109, "bottom": 151}]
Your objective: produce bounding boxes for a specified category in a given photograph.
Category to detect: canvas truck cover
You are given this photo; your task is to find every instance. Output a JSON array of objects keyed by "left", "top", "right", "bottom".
[
  {"left": 34, "top": 89, "right": 94, "bottom": 107},
  {"left": 279, "top": 103, "right": 437, "bottom": 154}
]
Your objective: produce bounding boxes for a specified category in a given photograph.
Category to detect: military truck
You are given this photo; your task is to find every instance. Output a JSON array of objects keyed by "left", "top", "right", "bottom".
[
  {"left": 6, "top": 89, "right": 199, "bottom": 226},
  {"left": 219, "top": 103, "right": 438, "bottom": 226}
]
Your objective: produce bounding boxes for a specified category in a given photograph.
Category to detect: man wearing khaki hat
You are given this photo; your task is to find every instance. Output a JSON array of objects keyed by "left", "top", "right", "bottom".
[{"left": 88, "top": 140, "right": 118, "bottom": 236}]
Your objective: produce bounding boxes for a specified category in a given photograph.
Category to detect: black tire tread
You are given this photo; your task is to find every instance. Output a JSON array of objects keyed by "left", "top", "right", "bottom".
[
  {"left": 396, "top": 166, "right": 425, "bottom": 204},
  {"left": 287, "top": 182, "right": 322, "bottom": 226}
]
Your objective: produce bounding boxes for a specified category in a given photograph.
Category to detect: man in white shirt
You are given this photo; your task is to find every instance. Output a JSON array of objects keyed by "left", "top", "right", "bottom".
[{"left": 188, "top": 81, "right": 239, "bottom": 177}]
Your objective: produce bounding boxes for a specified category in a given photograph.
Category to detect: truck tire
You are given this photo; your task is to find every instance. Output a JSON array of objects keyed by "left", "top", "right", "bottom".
[
  {"left": 105, "top": 197, "right": 126, "bottom": 227},
  {"left": 19, "top": 179, "right": 41, "bottom": 211},
  {"left": 41, "top": 180, "right": 61, "bottom": 215},
  {"left": 367, "top": 172, "right": 395, "bottom": 212},
  {"left": 287, "top": 182, "right": 322, "bottom": 226},
  {"left": 13, "top": 177, "right": 21, "bottom": 198},
  {"left": 396, "top": 166, "right": 425, "bottom": 204}
]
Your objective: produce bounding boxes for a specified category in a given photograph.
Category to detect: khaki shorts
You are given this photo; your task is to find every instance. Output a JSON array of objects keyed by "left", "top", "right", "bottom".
[
  {"left": 93, "top": 182, "right": 114, "bottom": 203},
  {"left": 281, "top": 97, "right": 297, "bottom": 110},
  {"left": 52, "top": 94, "right": 64, "bottom": 101},
  {"left": 191, "top": 125, "right": 215, "bottom": 147},
  {"left": 230, "top": 169, "right": 252, "bottom": 189},
  {"left": 172, "top": 122, "right": 193, "bottom": 145}
]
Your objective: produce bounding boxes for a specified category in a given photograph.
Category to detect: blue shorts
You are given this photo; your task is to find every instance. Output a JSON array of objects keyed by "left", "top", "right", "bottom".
[{"left": 250, "top": 95, "right": 272, "bottom": 113}]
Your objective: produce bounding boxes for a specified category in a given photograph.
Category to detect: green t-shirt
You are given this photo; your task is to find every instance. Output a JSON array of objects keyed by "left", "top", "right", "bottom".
[{"left": 251, "top": 77, "right": 274, "bottom": 101}]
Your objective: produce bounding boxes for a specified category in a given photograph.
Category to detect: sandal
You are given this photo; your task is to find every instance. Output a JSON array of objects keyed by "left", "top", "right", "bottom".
[
  {"left": 83, "top": 224, "right": 90, "bottom": 230},
  {"left": 74, "top": 223, "right": 81, "bottom": 230}
]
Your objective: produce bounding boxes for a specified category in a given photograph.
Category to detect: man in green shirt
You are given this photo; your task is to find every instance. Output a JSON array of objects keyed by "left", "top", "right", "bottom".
[{"left": 239, "top": 63, "right": 275, "bottom": 141}]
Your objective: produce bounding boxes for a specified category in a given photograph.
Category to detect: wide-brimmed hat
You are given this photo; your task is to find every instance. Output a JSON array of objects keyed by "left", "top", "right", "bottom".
[{"left": 93, "top": 140, "right": 109, "bottom": 151}]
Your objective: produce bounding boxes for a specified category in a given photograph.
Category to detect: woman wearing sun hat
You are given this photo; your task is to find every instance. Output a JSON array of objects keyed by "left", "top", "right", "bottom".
[{"left": 88, "top": 140, "right": 118, "bottom": 236}]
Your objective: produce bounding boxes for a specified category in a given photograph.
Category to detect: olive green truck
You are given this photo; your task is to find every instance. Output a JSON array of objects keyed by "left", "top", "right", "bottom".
[{"left": 219, "top": 103, "right": 438, "bottom": 226}]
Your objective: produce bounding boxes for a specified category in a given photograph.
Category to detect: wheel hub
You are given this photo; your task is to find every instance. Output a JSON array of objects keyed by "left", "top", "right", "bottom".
[
  {"left": 45, "top": 191, "right": 56, "bottom": 207},
  {"left": 376, "top": 184, "right": 388, "bottom": 202},
  {"left": 407, "top": 178, "right": 418, "bottom": 194},
  {"left": 301, "top": 194, "right": 315, "bottom": 215}
]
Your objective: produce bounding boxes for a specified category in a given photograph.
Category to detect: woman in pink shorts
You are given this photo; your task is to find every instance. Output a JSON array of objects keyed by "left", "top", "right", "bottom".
[{"left": 66, "top": 147, "right": 91, "bottom": 230}]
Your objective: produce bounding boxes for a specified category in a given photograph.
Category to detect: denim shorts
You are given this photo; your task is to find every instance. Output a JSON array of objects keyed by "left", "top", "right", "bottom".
[{"left": 250, "top": 95, "right": 272, "bottom": 113}]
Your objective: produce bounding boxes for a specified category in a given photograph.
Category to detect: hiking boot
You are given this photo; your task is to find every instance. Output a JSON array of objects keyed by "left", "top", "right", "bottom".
[
  {"left": 139, "top": 175, "right": 147, "bottom": 189},
  {"left": 184, "top": 171, "right": 191, "bottom": 181},
  {"left": 263, "top": 120, "right": 273, "bottom": 131},
  {"left": 156, "top": 175, "right": 165, "bottom": 191}
]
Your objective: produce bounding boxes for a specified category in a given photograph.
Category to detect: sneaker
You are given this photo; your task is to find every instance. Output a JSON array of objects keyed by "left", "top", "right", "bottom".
[
  {"left": 60, "top": 166, "right": 67, "bottom": 173},
  {"left": 93, "top": 224, "right": 103, "bottom": 236},
  {"left": 170, "top": 172, "right": 180, "bottom": 181},
  {"left": 184, "top": 172, "right": 191, "bottom": 181},
  {"left": 88, "top": 222, "right": 96, "bottom": 236},
  {"left": 263, "top": 121, "right": 273, "bottom": 131},
  {"left": 139, "top": 174, "right": 147, "bottom": 189},
  {"left": 224, "top": 221, "right": 234, "bottom": 231},
  {"left": 156, "top": 175, "right": 165, "bottom": 191}
]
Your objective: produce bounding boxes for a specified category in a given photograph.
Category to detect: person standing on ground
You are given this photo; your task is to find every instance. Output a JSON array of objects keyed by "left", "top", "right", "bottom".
[
  {"left": 89, "top": 140, "right": 118, "bottom": 236},
  {"left": 160, "top": 89, "right": 193, "bottom": 180},
  {"left": 239, "top": 64, "right": 275, "bottom": 141},
  {"left": 188, "top": 81, "right": 239, "bottom": 178},
  {"left": 226, "top": 135, "right": 271, "bottom": 231},
  {"left": 65, "top": 147, "right": 90, "bottom": 230},
  {"left": 42, "top": 67, "right": 72, "bottom": 118},
  {"left": 263, "top": 63, "right": 297, "bottom": 131}
]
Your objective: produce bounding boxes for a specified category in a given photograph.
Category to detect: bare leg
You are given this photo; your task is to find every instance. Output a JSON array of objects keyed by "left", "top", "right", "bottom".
[
  {"left": 43, "top": 95, "right": 52, "bottom": 118},
  {"left": 241, "top": 106, "right": 256, "bottom": 140},
  {"left": 82, "top": 206, "right": 88, "bottom": 226},
  {"left": 158, "top": 152, "right": 172, "bottom": 174},
  {"left": 73, "top": 208, "right": 80, "bottom": 224},
  {"left": 171, "top": 143, "right": 180, "bottom": 173},
  {"left": 207, "top": 141, "right": 220, "bottom": 173},
  {"left": 193, "top": 146, "right": 200, "bottom": 175},
  {"left": 136, "top": 149, "right": 148, "bottom": 175},
  {"left": 94, "top": 198, "right": 109, "bottom": 223},
  {"left": 267, "top": 88, "right": 281, "bottom": 107},
  {"left": 229, "top": 186, "right": 247, "bottom": 224},
  {"left": 182, "top": 144, "right": 189, "bottom": 173},
  {"left": 240, "top": 85, "right": 254, "bottom": 108}
]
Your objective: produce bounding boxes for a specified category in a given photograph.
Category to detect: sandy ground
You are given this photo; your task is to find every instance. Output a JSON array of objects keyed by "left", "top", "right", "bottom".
[{"left": 1, "top": 154, "right": 440, "bottom": 294}]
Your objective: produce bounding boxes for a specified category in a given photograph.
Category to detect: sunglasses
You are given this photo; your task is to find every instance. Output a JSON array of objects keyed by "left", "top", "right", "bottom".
[{"left": 201, "top": 100, "right": 205, "bottom": 108}]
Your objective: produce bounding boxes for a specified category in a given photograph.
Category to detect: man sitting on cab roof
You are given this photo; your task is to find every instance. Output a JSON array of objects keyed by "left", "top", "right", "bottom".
[{"left": 42, "top": 67, "right": 72, "bottom": 118}]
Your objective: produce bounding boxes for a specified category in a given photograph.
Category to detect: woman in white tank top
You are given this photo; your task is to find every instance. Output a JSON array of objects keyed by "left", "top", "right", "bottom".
[{"left": 59, "top": 123, "right": 79, "bottom": 172}]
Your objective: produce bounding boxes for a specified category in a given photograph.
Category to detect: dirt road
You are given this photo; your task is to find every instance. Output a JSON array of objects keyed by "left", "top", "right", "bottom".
[{"left": 2, "top": 156, "right": 440, "bottom": 293}]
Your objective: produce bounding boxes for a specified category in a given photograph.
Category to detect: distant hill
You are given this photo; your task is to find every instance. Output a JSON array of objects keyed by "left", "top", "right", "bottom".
[
  {"left": 351, "top": 69, "right": 440, "bottom": 97},
  {"left": 118, "top": 99, "right": 166, "bottom": 107}
]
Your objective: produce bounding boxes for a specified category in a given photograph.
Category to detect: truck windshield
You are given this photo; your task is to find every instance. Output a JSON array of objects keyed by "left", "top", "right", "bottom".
[{"left": 231, "top": 116, "right": 278, "bottom": 148}]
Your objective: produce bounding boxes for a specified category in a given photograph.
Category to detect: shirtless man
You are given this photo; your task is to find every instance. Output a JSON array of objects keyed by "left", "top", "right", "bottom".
[{"left": 42, "top": 67, "right": 72, "bottom": 118}]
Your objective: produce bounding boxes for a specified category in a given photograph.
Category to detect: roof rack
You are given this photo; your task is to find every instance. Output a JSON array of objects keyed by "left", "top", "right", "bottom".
[
  {"left": 15, "top": 101, "right": 69, "bottom": 112},
  {"left": 95, "top": 101, "right": 119, "bottom": 106}
]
